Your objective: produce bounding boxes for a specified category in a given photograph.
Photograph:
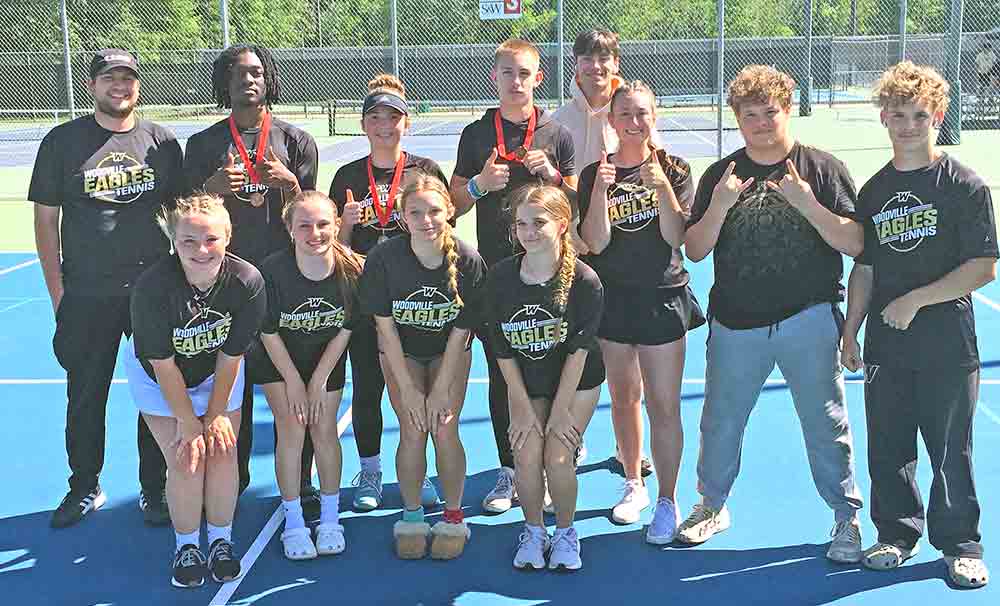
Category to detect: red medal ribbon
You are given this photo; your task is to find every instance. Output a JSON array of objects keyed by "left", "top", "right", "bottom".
[
  {"left": 367, "top": 151, "right": 406, "bottom": 227},
  {"left": 228, "top": 111, "right": 271, "bottom": 186},
  {"left": 494, "top": 107, "right": 537, "bottom": 163}
]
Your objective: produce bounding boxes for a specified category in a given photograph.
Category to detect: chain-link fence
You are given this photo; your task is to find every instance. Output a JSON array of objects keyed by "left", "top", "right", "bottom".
[{"left": 1, "top": 1, "right": 997, "bottom": 151}]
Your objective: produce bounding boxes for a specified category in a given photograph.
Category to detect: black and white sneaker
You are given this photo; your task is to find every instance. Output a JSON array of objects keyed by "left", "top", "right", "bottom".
[
  {"left": 139, "top": 489, "right": 170, "bottom": 526},
  {"left": 51, "top": 486, "right": 106, "bottom": 528},
  {"left": 171, "top": 544, "right": 206, "bottom": 588},
  {"left": 208, "top": 538, "right": 242, "bottom": 583}
]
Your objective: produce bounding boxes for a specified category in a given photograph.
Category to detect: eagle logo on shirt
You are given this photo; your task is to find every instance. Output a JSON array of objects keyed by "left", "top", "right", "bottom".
[
  {"left": 391, "top": 286, "right": 461, "bottom": 331},
  {"left": 500, "top": 304, "right": 568, "bottom": 361}
]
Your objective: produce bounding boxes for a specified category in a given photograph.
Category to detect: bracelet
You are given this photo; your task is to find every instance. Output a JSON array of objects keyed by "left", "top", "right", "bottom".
[
  {"left": 467, "top": 175, "right": 488, "bottom": 200},
  {"left": 551, "top": 170, "right": 563, "bottom": 187}
]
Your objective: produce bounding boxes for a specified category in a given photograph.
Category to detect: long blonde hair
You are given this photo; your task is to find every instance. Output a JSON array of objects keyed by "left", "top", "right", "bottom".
[
  {"left": 399, "top": 174, "right": 462, "bottom": 307},
  {"left": 157, "top": 193, "right": 231, "bottom": 242},
  {"left": 508, "top": 184, "right": 577, "bottom": 312},
  {"left": 282, "top": 191, "right": 364, "bottom": 321}
]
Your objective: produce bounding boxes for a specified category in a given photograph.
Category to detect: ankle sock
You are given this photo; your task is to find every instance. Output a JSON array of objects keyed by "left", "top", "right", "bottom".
[{"left": 320, "top": 492, "right": 340, "bottom": 526}]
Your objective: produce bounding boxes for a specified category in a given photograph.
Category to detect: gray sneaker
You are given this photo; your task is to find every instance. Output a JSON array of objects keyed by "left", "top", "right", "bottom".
[
  {"left": 351, "top": 470, "right": 383, "bottom": 512},
  {"left": 420, "top": 476, "right": 441, "bottom": 507},
  {"left": 483, "top": 467, "right": 517, "bottom": 513},
  {"left": 827, "top": 518, "right": 862, "bottom": 563},
  {"left": 676, "top": 502, "right": 731, "bottom": 544}
]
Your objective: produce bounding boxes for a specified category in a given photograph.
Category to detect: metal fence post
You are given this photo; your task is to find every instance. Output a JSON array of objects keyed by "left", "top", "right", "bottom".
[
  {"left": 60, "top": 0, "right": 76, "bottom": 119},
  {"left": 801, "top": 0, "right": 813, "bottom": 116},
  {"left": 390, "top": 0, "right": 400, "bottom": 77},
  {"left": 898, "top": 0, "right": 908, "bottom": 62},
  {"left": 220, "top": 0, "right": 231, "bottom": 48},
  {"left": 937, "top": 0, "right": 964, "bottom": 145},
  {"left": 557, "top": 0, "right": 565, "bottom": 106},
  {"left": 717, "top": 0, "right": 725, "bottom": 160}
]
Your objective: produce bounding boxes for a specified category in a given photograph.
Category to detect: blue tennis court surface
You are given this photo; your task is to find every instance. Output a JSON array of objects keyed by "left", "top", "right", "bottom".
[{"left": 2, "top": 245, "right": 998, "bottom": 606}]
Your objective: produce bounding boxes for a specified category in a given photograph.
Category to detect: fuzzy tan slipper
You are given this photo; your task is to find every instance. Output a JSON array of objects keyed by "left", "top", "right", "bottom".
[
  {"left": 393, "top": 520, "right": 431, "bottom": 559},
  {"left": 430, "top": 521, "right": 471, "bottom": 560}
]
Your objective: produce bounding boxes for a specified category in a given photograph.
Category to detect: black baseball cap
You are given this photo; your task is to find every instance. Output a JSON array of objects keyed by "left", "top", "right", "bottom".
[
  {"left": 362, "top": 91, "right": 408, "bottom": 116},
  {"left": 89, "top": 49, "right": 140, "bottom": 79}
]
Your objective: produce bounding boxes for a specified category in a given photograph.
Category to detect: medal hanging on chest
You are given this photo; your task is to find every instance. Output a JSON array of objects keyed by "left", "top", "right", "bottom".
[
  {"left": 367, "top": 151, "right": 406, "bottom": 242},
  {"left": 494, "top": 108, "right": 537, "bottom": 163},
  {"left": 228, "top": 112, "right": 271, "bottom": 207}
]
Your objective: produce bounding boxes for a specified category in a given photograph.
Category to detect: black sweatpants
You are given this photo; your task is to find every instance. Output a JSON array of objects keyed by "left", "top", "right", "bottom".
[
  {"left": 53, "top": 293, "right": 165, "bottom": 494},
  {"left": 480, "top": 327, "right": 515, "bottom": 469},
  {"left": 864, "top": 363, "right": 983, "bottom": 558},
  {"left": 349, "top": 316, "right": 385, "bottom": 459}
]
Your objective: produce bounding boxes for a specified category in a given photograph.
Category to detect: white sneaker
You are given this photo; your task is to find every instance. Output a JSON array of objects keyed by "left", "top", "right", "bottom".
[
  {"left": 827, "top": 518, "right": 862, "bottom": 563},
  {"left": 512, "top": 525, "right": 550, "bottom": 569},
  {"left": 315, "top": 523, "right": 346, "bottom": 556},
  {"left": 676, "top": 502, "right": 731, "bottom": 544},
  {"left": 483, "top": 467, "right": 517, "bottom": 513},
  {"left": 420, "top": 477, "right": 441, "bottom": 508},
  {"left": 611, "top": 479, "right": 650, "bottom": 524},
  {"left": 548, "top": 527, "right": 582, "bottom": 571},
  {"left": 645, "top": 497, "right": 680, "bottom": 545}
]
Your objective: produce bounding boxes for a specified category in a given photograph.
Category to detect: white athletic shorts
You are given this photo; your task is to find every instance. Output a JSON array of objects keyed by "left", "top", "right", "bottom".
[{"left": 124, "top": 339, "right": 244, "bottom": 418}]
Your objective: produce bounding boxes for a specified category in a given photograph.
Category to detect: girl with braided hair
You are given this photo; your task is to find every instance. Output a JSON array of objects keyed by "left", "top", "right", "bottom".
[
  {"left": 358, "top": 174, "right": 485, "bottom": 560},
  {"left": 482, "top": 185, "right": 605, "bottom": 571},
  {"left": 248, "top": 191, "right": 362, "bottom": 560}
]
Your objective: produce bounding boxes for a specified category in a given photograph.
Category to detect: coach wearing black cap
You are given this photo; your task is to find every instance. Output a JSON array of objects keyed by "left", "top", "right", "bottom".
[{"left": 30, "top": 48, "right": 183, "bottom": 528}]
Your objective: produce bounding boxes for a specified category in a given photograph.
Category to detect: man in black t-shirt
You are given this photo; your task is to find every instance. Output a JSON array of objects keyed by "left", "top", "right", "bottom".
[
  {"left": 30, "top": 49, "right": 182, "bottom": 528},
  {"left": 843, "top": 63, "right": 995, "bottom": 587},
  {"left": 183, "top": 45, "right": 319, "bottom": 499},
  {"left": 449, "top": 39, "right": 577, "bottom": 514},
  {"left": 679, "top": 66, "right": 864, "bottom": 562}
]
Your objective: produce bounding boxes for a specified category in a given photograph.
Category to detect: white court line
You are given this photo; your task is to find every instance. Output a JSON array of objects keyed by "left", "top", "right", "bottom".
[
  {"left": 973, "top": 291, "right": 1000, "bottom": 313},
  {"left": 0, "top": 298, "right": 43, "bottom": 313},
  {"left": 978, "top": 401, "right": 1000, "bottom": 427},
  {"left": 0, "top": 258, "right": 39, "bottom": 276},
  {"left": 209, "top": 407, "right": 354, "bottom": 606}
]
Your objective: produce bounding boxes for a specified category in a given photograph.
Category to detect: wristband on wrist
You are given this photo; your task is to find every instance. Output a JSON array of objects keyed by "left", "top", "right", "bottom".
[{"left": 467, "top": 175, "right": 488, "bottom": 200}]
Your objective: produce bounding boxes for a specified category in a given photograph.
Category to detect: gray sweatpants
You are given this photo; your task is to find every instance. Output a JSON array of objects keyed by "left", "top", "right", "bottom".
[{"left": 696, "top": 303, "right": 863, "bottom": 521}]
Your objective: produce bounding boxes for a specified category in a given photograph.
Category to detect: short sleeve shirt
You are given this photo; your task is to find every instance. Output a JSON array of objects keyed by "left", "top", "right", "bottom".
[
  {"left": 578, "top": 151, "right": 694, "bottom": 289},
  {"left": 454, "top": 108, "right": 576, "bottom": 267},
  {"left": 183, "top": 117, "right": 319, "bottom": 265},
  {"left": 358, "top": 234, "right": 485, "bottom": 358},
  {"left": 131, "top": 253, "right": 266, "bottom": 387},
  {"left": 329, "top": 153, "right": 448, "bottom": 255},
  {"left": 688, "top": 143, "right": 857, "bottom": 328},
  {"left": 28, "top": 115, "right": 184, "bottom": 295},
  {"left": 855, "top": 153, "right": 998, "bottom": 370}
]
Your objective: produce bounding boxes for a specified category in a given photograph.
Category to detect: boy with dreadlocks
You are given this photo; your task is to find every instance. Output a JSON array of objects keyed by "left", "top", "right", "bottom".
[{"left": 183, "top": 44, "right": 320, "bottom": 499}]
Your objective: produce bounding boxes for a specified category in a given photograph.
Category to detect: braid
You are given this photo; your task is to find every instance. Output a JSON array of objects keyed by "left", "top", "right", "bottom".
[
  {"left": 211, "top": 45, "right": 282, "bottom": 109},
  {"left": 441, "top": 224, "right": 463, "bottom": 307},
  {"left": 552, "top": 229, "right": 577, "bottom": 312}
]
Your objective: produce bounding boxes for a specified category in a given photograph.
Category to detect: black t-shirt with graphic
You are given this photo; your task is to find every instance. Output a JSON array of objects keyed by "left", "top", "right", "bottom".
[
  {"left": 183, "top": 117, "right": 319, "bottom": 265},
  {"left": 454, "top": 108, "right": 576, "bottom": 267},
  {"left": 329, "top": 153, "right": 448, "bottom": 255},
  {"left": 578, "top": 151, "right": 694, "bottom": 289},
  {"left": 28, "top": 115, "right": 184, "bottom": 295},
  {"left": 688, "top": 143, "right": 857, "bottom": 329},
  {"left": 131, "top": 253, "right": 266, "bottom": 387},
  {"left": 359, "top": 234, "right": 485, "bottom": 358},
  {"left": 856, "top": 154, "right": 998, "bottom": 370},
  {"left": 483, "top": 255, "right": 603, "bottom": 399}
]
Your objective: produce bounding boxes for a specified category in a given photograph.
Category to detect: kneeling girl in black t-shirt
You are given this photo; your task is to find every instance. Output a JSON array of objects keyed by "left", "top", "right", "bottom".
[
  {"left": 359, "top": 175, "right": 485, "bottom": 560},
  {"left": 484, "top": 185, "right": 605, "bottom": 571},
  {"left": 249, "top": 192, "right": 361, "bottom": 560},
  {"left": 128, "top": 194, "right": 266, "bottom": 588}
]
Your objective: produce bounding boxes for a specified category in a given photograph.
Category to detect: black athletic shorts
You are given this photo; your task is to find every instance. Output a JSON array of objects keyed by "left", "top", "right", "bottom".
[
  {"left": 598, "top": 283, "right": 706, "bottom": 346},
  {"left": 247, "top": 339, "right": 348, "bottom": 392}
]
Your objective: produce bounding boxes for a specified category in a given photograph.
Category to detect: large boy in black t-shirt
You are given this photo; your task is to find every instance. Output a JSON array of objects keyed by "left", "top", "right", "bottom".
[
  {"left": 449, "top": 39, "right": 577, "bottom": 514},
  {"left": 843, "top": 62, "right": 995, "bottom": 587},
  {"left": 183, "top": 45, "right": 319, "bottom": 497},
  {"left": 679, "top": 66, "right": 864, "bottom": 562},
  {"left": 30, "top": 49, "right": 181, "bottom": 528}
]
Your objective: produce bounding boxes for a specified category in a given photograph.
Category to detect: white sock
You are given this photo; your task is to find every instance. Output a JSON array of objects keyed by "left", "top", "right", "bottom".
[
  {"left": 175, "top": 530, "right": 200, "bottom": 552},
  {"left": 207, "top": 523, "right": 232, "bottom": 546},
  {"left": 360, "top": 455, "right": 381, "bottom": 474},
  {"left": 320, "top": 492, "right": 340, "bottom": 526},
  {"left": 282, "top": 497, "right": 306, "bottom": 530}
]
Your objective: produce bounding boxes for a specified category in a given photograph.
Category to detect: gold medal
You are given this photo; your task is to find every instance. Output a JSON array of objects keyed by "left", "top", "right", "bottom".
[{"left": 249, "top": 191, "right": 265, "bottom": 207}]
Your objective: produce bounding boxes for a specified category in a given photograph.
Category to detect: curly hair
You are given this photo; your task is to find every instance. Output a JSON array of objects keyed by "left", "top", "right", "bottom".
[
  {"left": 872, "top": 60, "right": 950, "bottom": 114},
  {"left": 727, "top": 65, "right": 796, "bottom": 113},
  {"left": 211, "top": 45, "right": 282, "bottom": 109}
]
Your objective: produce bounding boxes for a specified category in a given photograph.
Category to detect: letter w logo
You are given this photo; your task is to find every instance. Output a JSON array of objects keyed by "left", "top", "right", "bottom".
[
  {"left": 524, "top": 304, "right": 541, "bottom": 316},
  {"left": 109, "top": 152, "right": 129, "bottom": 162},
  {"left": 897, "top": 191, "right": 912, "bottom": 203},
  {"left": 421, "top": 286, "right": 437, "bottom": 298},
  {"left": 307, "top": 298, "right": 324, "bottom": 308}
]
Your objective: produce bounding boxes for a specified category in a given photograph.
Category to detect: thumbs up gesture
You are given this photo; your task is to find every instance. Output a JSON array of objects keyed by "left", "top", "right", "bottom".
[
  {"left": 639, "top": 146, "right": 669, "bottom": 191},
  {"left": 766, "top": 159, "right": 814, "bottom": 212},
  {"left": 475, "top": 147, "right": 510, "bottom": 193},
  {"left": 341, "top": 188, "right": 362, "bottom": 228},
  {"left": 205, "top": 151, "right": 245, "bottom": 195},
  {"left": 595, "top": 151, "right": 616, "bottom": 194},
  {"left": 256, "top": 147, "right": 299, "bottom": 192}
]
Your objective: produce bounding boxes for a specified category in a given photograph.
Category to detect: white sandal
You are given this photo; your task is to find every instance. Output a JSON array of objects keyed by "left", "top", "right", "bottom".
[
  {"left": 863, "top": 542, "right": 919, "bottom": 570},
  {"left": 945, "top": 556, "right": 989, "bottom": 588},
  {"left": 281, "top": 526, "right": 317, "bottom": 560},
  {"left": 315, "top": 523, "right": 346, "bottom": 556}
]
